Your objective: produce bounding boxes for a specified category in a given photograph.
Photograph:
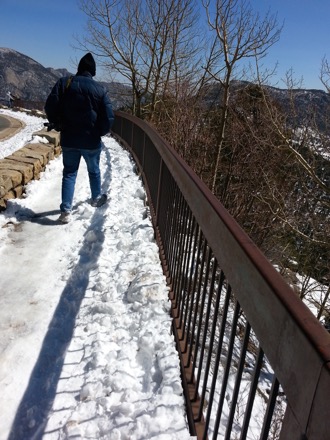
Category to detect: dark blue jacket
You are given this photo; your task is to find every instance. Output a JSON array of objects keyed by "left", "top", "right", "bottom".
[{"left": 45, "top": 72, "right": 114, "bottom": 149}]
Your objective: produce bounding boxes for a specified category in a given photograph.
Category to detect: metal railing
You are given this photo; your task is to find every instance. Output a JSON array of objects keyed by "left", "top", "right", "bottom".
[{"left": 112, "top": 111, "right": 330, "bottom": 440}]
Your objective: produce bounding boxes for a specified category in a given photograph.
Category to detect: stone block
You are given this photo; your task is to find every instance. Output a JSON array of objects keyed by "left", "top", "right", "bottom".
[
  {"left": 39, "top": 144, "right": 56, "bottom": 160},
  {"left": 0, "top": 132, "right": 62, "bottom": 210},
  {"left": 14, "top": 185, "right": 24, "bottom": 198},
  {"left": 0, "top": 168, "right": 23, "bottom": 196},
  {"left": 4, "top": 189, "right": 15, "bottom": 201},
  {"left": 7, "top": 154, "right": 42, "bottom": 177},
  {"left": 54, "top": 145, "right": 62, "bottom": 157},
  {"left": 34, "top": 129, "right": 61, "bottom": 146},
  {"left": 24, "top": 144, "right": 51, "bottom": 165},
  {"left": 16, "top": 146, "right": 48, "bottom": 166},
  {"left": 25, "top": 143, "right": 55, "bottom": 162},
  {"left": 0, "top": 159, "right": 33, "bottom": 185},
  {"left": 0, "top": 174, "right": 12, "bottom": 198}
]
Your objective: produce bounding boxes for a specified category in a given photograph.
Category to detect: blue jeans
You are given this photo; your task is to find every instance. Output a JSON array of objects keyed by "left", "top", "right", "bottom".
[{"left": 60, "top": 146, "right": 102, "bottom": 212}]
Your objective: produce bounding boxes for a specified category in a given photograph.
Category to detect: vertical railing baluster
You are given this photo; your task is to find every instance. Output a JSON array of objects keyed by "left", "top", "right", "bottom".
[
  {"left": 168, "top": 188, "right": 182, "bottom": 303},
  {"left": 224, "top": 321, "right": 251, "bottom": 439},
  {"left": 239, "top": 346, "right": 265, "bottom": 440},
  {"left": 260, "top": 375, "right": 280, "bottom": 440},
  {"left": 203, "top": 283, "right": 232, "bottom": 440},
  {"left": 181, "top": 220, "right": 199, "bottom": 339},
  {"left": 212, "top": 300, "right": 241, "bottom": 439},
  {"left": 162, "top": 171, "right": 175, "bottom": 258},
  {"left": 187, "top": 238, "right": 208, "bottom": 375},
  {"left": 190, "top": 244, "right": 212, "bottom": 382},
  {"left": 175, "top": 201, "right": 191, "bottom": 318},
  {"left": 178, "top": 211, "right": 195, "bottom": 329},
  {"left": 171, "top": 192, "right": 185, "bottom": 301},
  {"left": 166, "top": 182, "right": 178, "bottom": 276},
  {"left": 194, "top": 255, "right": 218, "bottom": 402},
  {"left": 198, "top": 269, "right": 225, "bottom": 422},
  {"left": 155, "top": 159, "right": 163, "bottom": 228},
  {"left": 183, "top": 227, "right": 203, "bottom": 357}
]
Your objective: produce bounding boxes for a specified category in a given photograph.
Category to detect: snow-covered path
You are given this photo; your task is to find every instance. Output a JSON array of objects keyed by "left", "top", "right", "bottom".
[
  {"left": 0, "top": 112, "right": 191, "bottom": 440},
  {"left": 0, "top": 108, "right": 45, "bottom": 158}
]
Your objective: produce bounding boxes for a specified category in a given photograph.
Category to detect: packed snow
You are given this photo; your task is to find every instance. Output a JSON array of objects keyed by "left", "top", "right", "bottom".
[{"left": 0, "top": 109, "right": 193, "bottom": 440}]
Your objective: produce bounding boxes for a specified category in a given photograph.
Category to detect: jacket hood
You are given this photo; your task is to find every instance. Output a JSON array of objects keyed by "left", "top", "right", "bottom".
[{"left": 77, "top": 52, "right": 96, "bottom": 77}]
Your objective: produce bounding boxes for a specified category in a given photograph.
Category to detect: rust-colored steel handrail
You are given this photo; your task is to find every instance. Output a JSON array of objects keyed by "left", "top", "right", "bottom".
[{"left": 112, "top": 111, "right": 330, "bottom": 440}]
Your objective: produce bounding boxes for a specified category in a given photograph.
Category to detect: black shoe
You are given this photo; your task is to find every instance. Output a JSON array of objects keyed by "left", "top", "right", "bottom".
[{"left": 91, "top": 194, "right": 107, "bottom": 207}]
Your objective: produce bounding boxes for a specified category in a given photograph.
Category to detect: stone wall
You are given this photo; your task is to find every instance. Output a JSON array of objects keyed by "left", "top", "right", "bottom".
[{"left": 0, "top": 129, "right": 61, "bottom": 210}]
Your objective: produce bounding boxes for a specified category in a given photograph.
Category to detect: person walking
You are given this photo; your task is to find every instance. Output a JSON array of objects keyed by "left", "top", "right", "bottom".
[{"left": 45, "top": 52, "right": 114, "bottom": 223}]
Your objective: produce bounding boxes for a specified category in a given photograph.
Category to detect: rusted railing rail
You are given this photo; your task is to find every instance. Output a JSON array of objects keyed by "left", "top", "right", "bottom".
[{"left": 112, "top": 111, "right": 330, "bottom": 440}]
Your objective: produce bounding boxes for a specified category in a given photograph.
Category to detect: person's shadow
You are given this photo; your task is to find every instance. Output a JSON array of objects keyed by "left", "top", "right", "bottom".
[
  {"left": 8, "top": 147, "right": 112, "bottom": 439},
  {"left": 25, "top": 204, "right": 85, "bottom": 225}
]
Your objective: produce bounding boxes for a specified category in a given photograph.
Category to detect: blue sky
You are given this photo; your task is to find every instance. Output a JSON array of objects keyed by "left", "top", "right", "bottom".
[{"left": 0, "top": 0, "right": 329, "bottom": 90}]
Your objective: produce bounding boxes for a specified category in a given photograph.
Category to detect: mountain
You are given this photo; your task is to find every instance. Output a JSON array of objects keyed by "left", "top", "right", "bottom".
[
  {"left": 0, "top": 48, "right": 130, "bottom": 110},
  {"left": 0, "top": 47, "right": 329, "bottom": 128},
  {"left": 203, "top": 80, "right": 330, "bottom": 132},
  {"left": 0, "top": 48, "right": 71, "bottom": 105},
  {"left": 264, "top": 84, "right": 330, "bottom": 131}
]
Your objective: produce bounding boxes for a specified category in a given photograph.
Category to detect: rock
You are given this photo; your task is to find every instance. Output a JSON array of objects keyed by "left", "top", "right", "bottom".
[{"left": 0, "top": 159, "right": 33, "bottom": 184}]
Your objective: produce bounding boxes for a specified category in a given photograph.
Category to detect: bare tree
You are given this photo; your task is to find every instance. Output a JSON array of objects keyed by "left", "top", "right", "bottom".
[
  {"left": 244, "top": 63, "right": 330, "bottom": 322},
  {"left": 202, "top": 0, "right": 281, "bottom": 193},
  {"left": 320, "top": 57, "right": 330, "bottom": 93},
  {"left": 78, "top": 0, "right": 329, "bottom": 325},
  {"left": 78, "top": 0, "right": 201, "bottom": 118}
]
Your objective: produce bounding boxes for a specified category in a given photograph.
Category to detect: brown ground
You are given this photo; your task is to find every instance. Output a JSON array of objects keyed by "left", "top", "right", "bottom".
[{"left": 0, "top": 114, "right": 25, "bottom": 141}]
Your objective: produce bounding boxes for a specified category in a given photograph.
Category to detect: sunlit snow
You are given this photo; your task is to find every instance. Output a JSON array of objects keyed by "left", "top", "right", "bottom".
[{"left": 0, "top": 109, "right": 193, "bottom": 440}]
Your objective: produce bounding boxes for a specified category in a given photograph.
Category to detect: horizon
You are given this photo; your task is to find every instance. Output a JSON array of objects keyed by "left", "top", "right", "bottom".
[
  {"left": 1, "top": 0, "right": 329, "bottom": 91},
  {"left": 1, "top": 46, "right": 328, "bottom": 94}
]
